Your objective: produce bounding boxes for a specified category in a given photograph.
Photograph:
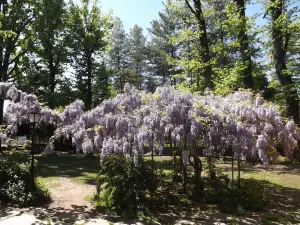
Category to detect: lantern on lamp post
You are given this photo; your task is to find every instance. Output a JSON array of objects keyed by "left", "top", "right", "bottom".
[{"left": 27, "top": 112, "right": 41, "bottom": 181}]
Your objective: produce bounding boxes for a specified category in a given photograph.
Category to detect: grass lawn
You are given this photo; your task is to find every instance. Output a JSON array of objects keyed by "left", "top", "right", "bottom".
[
  {"left": 223, "top": 165, "right": 300, "bottom": 190},
  {"left": 36, "top": 154, "right": 100, "bottom": 185},
  {"left": 144, "top": 155, "right": 300, "bottom": 190},
  {"left": 0, "top": 151, "right": 100, "bottom": 185},
  {"left": 2, "top": 151, "right": 300, "bottom": 190}
]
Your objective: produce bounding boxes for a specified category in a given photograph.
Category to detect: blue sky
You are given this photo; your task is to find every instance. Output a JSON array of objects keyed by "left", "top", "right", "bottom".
[
  {"left": 74, "top": 0, "right": 165, "bottom": 33},
  {"left": 73, "top": 0, "right": 299, "bottom": 34},
  {"left": 72, "top": 0, "right": 269, "bottom": 34},
  {"left": 246, "top": 2, "right": 265, "bottom": 26},
  {"left": 101, "top": 0, "right": 165, "bottom": 33}
]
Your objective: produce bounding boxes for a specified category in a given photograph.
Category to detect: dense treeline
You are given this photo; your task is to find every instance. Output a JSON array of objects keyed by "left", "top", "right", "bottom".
[{"left": 0, "top": 0, "right": 299, "bottom": 122}]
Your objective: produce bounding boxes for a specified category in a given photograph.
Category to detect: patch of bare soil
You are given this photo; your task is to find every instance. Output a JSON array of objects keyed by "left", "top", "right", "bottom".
[{"left": 48, "top": 178, "right": 96, "bottom": 210}]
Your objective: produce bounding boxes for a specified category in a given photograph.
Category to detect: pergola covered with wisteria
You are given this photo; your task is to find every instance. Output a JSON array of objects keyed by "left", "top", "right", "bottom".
[{"left": 0, "top": 82, "right": 298, "bottom": 169}]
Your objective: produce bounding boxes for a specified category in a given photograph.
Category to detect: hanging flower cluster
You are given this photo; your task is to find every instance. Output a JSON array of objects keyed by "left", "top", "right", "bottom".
[
  {"left": 48, "top": 83, "right": 299, "bottom": 165},
  {"left": 0, "top": 82, "right": 298, "bottom": 165},
  {"left": 0, "top": 82, "right": 57, "bottom": 138}
]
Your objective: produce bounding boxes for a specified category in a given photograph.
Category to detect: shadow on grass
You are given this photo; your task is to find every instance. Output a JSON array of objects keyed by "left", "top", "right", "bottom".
[
  {"left": 269, "top": 164, "right": 300, "bottom": 175},
  {"left": 217, "top": 162, "right": 300, "bottom": 175},
  {"left": 39, "top": 154, "right": 176, "bottom": 183},
  {"left": 144, "top": 156, "right": 174, "bottom": 171},
  {"left": 148, "top": 177, "right": 300, "bottom": 224},
  {"left": 261, "top": 180, "right": 300, "bottom": 211},
  {"left": 36, "top": 155, "right": 101, "bottom": 184},
  {"left": 217, "top": 165, "right": 261, "bottom": 174},
  {"left": 88, "top": 176, "right": 300, "bottom": 224}
]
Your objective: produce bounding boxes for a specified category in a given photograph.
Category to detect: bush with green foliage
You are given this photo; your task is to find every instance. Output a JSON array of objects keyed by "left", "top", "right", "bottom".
[
  {"left": 0, "top": 158, "right": 50, "bottom": 206},
  {"left": 95, "top": 155, "right": 156, "bottom": 218},
  {"left": 292, "top": 147, "right": 300, "bottom": 164},
  {"left": 204, "top": 174, "right": 267, "bottom": 213},
  {"left": 6, "top": 139, "right": 18, "bottom": 150},
  {"left": 23, "top": 140, "right": 32, "bottom": 150}
]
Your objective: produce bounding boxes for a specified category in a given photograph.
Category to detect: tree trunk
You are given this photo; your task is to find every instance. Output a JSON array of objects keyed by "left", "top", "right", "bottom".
[
  {"left": 117, "top": 53, "right": 123, "bottom": 92},
  {"left": 0, "top": 99, "right": 3, "bottom": 125},
  {"left": 0, "top": 65, "right": 6, "bottom": 151},
  {"left": 49, "top": 64, "right": 56, "bottom": 109},
  {"left": 119, "top": 76, "right": 123, "bottom": 93},
  {"left": 151, "top": 138, "right": 154, "bottom": 207},
  {"left": 237, "top": 153, "right": 241, "bottom": 190},
  {"left": 170, "top": 47, "right": 176, "bottom": 87},
  {"left": 231, "top": 146, "right": 234, "bottom": 184},
  {"left": 270, "top": 0, "right": 300, "bottom": 123},
  {"left": 87, "top": 54, "right": 93, "bottom": 110},
  {"left": 0, "top": 98, "right": 3, "bottom": 150},
  {"left": 0, "top": 49, "right": 10, "bottom": 126},
  {"left": 237, "top": 152, "right": 241, "bottom": 201},
  {"left": 185, "top": 0, "right": 213, "bottom": 89},
  {"left": 235, "top": 0, "right": 253, "bottom": 89}
]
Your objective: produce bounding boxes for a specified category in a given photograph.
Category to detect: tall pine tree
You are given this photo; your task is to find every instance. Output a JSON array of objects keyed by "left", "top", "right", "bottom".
[
  {"left": 108, "top": 17, "right": 130, "bottom": 92},
  {"left": 128, "top": 25, "right": 147, "bottom": 89},
  {"left": 148, "top": 6, "right": 181, "bottom": 86}
]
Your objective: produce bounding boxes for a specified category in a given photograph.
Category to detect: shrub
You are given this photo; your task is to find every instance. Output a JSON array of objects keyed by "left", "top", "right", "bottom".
[
  {"left": 23, "top": 140, "right": 32, "bottom": 150},
  {"left": 0, "top": 158, "right": 50, "bottom": 206},
  {"left": 95, "top": 155, "right": 155, "bottom": 218},
  {"left": 6, "top": 139, "right": 18, "bottom": 150},
  {"left": 292, "top": 147, "right": 300, "bottom": 163},
  {"left": 204, "top": 175, "right": 267, "bottom": 213}
]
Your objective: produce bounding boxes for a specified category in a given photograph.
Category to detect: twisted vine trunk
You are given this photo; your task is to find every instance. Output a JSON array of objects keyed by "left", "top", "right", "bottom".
[
  {"left": 169, "top": 131, "right": 176, "bottom": 179},
  {"left": 189, "top": 151, "right": 203, "bottom": 200},
  {"left": 183, "top": 137, "right": 187, "bottom": 193}
]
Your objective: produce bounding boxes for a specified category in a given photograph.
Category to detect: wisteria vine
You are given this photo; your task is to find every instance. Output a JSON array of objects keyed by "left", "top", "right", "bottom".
[
  {"left": 0, "top": 83, "right": 56, "bottom": 137},
  {"left": 1, "top": 82, "right": 299, "bottom": 166}
]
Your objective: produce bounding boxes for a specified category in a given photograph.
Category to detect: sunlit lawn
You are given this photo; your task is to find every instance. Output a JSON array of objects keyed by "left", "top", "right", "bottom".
[{"left": 227, "top": 168, "right": 300, "bottom": 190}]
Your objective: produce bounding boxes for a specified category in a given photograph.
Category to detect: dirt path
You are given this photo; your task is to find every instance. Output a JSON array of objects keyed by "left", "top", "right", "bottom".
[
  {"left": 48, "top": 178, "right": 96, "bottom": 210},
  {"left": 0, "top": 178, "right": 112, "bottom": 225}
]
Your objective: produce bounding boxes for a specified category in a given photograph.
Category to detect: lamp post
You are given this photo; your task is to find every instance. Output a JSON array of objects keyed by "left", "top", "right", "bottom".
[{"left": 28, "top": 112, "right": 41, "bottom": 181}]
